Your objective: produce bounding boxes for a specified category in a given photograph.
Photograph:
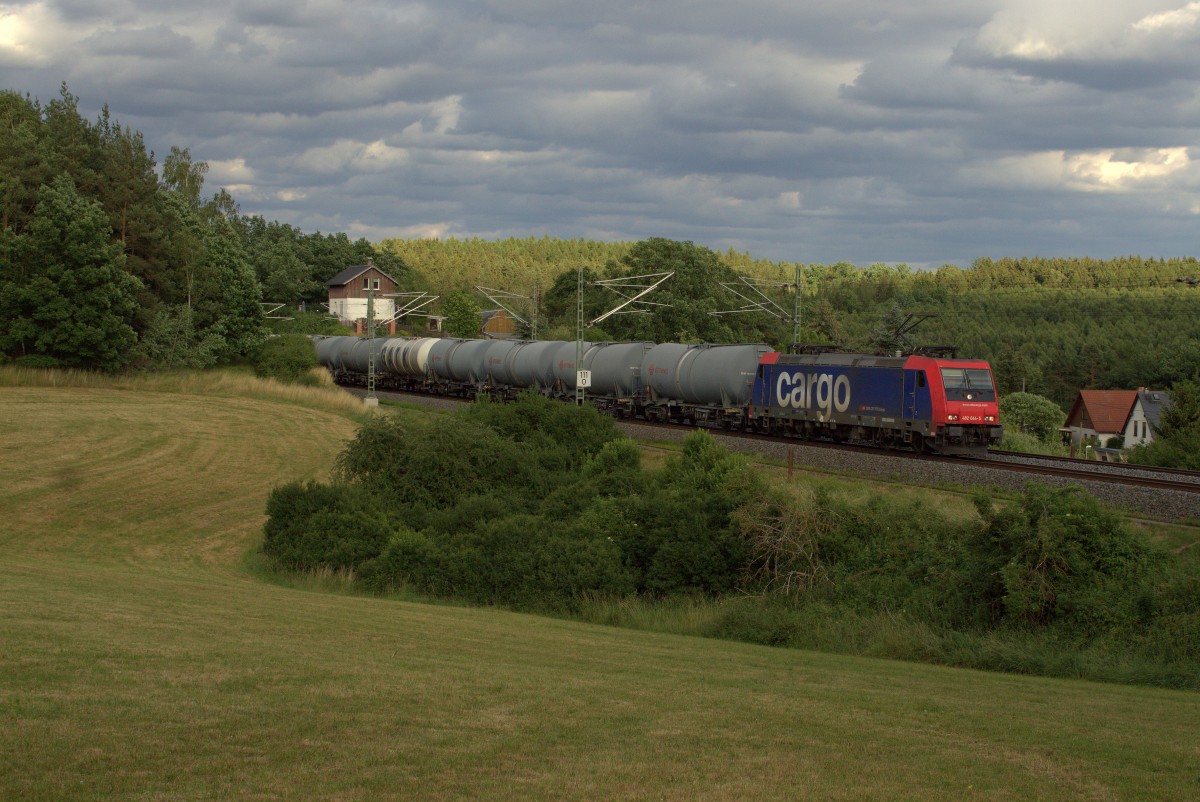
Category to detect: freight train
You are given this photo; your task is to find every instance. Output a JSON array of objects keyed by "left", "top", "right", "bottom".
[{"left": 313, "top": 335, "right": 1003, "bottom": 455}]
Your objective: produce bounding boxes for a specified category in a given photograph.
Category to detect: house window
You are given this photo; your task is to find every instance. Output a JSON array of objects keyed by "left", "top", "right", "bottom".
[
  {"left": 372, "top": 279, "right": 380, "bottom": 290},
  {"left": 363, "top": 277, "right": 369, "bottom": 289}
]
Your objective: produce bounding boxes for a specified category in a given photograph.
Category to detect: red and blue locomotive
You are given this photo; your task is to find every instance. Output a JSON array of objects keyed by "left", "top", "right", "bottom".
[{"left": 748, "top": 346, "right": 1002, "bottom": 454}]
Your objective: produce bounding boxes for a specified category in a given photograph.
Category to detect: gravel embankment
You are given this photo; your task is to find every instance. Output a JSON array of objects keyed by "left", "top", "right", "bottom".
[{"left": 620, "top": 421, "right": 1200, "bottom": 523}]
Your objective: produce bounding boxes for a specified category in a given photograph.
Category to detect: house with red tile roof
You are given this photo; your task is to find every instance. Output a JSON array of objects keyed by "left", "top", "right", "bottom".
[{"left": 1061, "top": 390, "right": 1139, "bottom": 447}]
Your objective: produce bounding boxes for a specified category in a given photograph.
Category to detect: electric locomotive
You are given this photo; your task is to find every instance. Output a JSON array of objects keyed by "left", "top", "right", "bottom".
[{"left": 748, "top": 346, "right": 1002, "bottom": 454}]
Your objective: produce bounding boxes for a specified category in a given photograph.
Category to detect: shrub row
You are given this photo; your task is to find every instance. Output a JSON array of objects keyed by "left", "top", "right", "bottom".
[{"left": 261, "top": 393, "right": 1200, "bottom": 686}]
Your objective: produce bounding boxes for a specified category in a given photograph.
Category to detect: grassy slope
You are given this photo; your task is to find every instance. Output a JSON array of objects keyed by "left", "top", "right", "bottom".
[{"left": 1, "top": 379, "right": 1197, "bottom": 801}]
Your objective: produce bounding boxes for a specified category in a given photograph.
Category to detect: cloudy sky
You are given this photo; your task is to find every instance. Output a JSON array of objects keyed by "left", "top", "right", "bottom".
[{"left": 3, "top": 1, "right": 1199, "bottom": 268}]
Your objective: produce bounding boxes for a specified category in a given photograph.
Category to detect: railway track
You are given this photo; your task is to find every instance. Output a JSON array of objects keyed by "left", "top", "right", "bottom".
[
  {"left": 986, "top": 449, "right": 1200, "bottom": 487},
  {"left": 613, "top": 415, "right": 1200, "bottom": 496}
]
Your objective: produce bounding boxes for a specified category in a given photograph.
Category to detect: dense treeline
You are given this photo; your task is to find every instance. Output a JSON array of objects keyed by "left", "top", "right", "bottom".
[
  {"left": 381, "top": 236, "right": 634, "bottom": 296},
  {"left": 385, "top": 237, "right": 1200, "bottom": 410},
  {"left": 263, "top": 397, "right": 1200, "bottom": 688},
  {"left": 381, "top": 234, "right": 1200, "bottom": 411},
  {"left": 0, "top": 85, "right": 403, "bottom": 371}
]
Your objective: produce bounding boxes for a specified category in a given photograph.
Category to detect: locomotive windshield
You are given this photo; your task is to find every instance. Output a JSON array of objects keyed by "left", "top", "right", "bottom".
[{"left": 939, "top": 367, "right": 996, "bottom": 401}]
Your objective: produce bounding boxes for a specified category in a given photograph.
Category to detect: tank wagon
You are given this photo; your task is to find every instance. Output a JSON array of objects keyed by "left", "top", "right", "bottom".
[{"left": 313, "top": 335, "right": 1002, "bottom": 454}]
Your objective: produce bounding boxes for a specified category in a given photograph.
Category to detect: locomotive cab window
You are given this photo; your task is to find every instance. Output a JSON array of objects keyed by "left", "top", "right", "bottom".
[
  {"left": 939, "top": 368, "right": 996, "bottom": 401},
  {"left": 917, "top": 371, "right": 926, "bottom": 388}
]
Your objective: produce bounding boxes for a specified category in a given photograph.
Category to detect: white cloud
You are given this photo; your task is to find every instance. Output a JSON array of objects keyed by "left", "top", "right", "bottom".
[
  {"left": 428, "top": 94, "right": 462, "bottom": 135},
  {"left": 960, "top": 147, "right": 1192, "bottom": 192},
  {"left": 208, "top": 157, "right": 255, "bottom": 184},
  {"left": 296, "top": 138, "right": 409, "bottom": 173},
  {"left": 966, "top": 0, "right": 1200, "bottom": 64},
  {"left": 1133, "top": 1, "right": 1200, "bottom": 33},
  {"left": 0, "top": 4, "right": 56, "bottom": 65}
]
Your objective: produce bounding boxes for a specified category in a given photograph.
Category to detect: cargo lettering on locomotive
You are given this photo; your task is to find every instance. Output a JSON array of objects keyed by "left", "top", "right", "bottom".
[{"left": 774, "top": 371, "right": 852, "bottom": 417}]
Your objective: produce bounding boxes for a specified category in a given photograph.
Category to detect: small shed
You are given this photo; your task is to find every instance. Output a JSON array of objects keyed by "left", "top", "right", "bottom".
[
  {"left": 326, "top": 258, "right": 400, "bottom": 327},
  {"left": 480, "top": 309, "right": 518, "bottom": 339}
]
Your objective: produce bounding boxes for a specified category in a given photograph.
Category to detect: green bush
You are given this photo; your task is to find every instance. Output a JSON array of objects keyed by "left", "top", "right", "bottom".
[
  {"left": 614, "top": 433, "right": 762, "bottom": 596},
  {"left": 14, "top": 354, "right": 62, "bottom": 369},
  {"left": 1127, "top": 429, "right": 1200, "bottom": 470},
  {"left": 999, "top": 392, "right": 1065, "bottom": 442},
  {"left": 709, "top": 596, "right": 804, "bottom": 647},
  {"left": 363, "top": 512, "right": 633, "bottom": 612},
  {"left": 976, "top": 484, "right": 1162, "bottom": 639},
  {"left": 253, "top": 334, "right": 320, "bottom": 384},
  {"left": 262, "top": 481, "right": 393, "bottom": 570},
  {"left": 461, "top": 392, "right": 622, "bottom": 469},
  {"left": 334, "top": 413, "right": 533, "bottom": 510},
  {"left": 358, "top": 528, "right": 439, "bottom": 594}
]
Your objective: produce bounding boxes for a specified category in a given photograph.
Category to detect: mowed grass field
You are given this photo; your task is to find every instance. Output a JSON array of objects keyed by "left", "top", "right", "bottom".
[{"left": 2, "top": 375, "right": 1198, "bottom": 801}]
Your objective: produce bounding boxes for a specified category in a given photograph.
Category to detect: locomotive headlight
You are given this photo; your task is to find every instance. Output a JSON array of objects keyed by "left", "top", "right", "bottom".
[
  {"left": 966, "top": 393, "right": 974, "bottom": 400},
  {"left": 947, "top": 414, "right": 959, "bottom": 421},
  {"left": 985, "top": 415, "right": 996, "bottom": 422}
]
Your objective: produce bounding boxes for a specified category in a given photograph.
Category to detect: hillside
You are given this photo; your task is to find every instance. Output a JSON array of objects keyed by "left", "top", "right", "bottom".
[{"left": 1, "top": 372, "right": 1197, "bottom": 801}]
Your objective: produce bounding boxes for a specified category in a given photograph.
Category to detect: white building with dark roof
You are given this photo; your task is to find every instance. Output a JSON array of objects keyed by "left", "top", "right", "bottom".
[
  {"left": 325, "top": 258, "right": 399, "bottom": 327},
  {"left": 1123, "top": 389, "right": 1171, "bottom": 448}
]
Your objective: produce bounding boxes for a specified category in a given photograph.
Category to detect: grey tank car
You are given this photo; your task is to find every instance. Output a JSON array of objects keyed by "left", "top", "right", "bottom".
[{"left": 313, "top": 335, "right": 770, "bottom": 428}]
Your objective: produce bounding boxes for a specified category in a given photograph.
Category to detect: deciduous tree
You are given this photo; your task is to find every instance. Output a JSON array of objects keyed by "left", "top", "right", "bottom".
[{"left": 0, "top": 175, "right": 141, "bottom": 370}]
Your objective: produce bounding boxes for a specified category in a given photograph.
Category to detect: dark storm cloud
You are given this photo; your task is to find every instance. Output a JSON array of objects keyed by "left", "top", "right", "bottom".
[
  {"left": 3, "top": 0, "right": 1198, "bottom": 266},
  {"left": 951, "top": 45, "right": 1200, "bottom": 92}
]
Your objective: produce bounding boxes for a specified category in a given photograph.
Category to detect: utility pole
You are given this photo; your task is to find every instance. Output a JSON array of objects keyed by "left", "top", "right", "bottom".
[
  {"left": 532, "top": 282, "right": 540, "bottom": 341},
  {"left": 792, "top": 264, "right": 802, "bottom": 347},
  {"left": 575, "top": 268, "right": 587, "bottom": 405},
  {"left": 364, "top": 285, "right": 379, "bottom": 408}
]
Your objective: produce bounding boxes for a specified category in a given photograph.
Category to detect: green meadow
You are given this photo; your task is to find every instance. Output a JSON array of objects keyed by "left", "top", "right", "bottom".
[{"left": 1, "top": 371, "right": 1197, "bottom": 801}]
